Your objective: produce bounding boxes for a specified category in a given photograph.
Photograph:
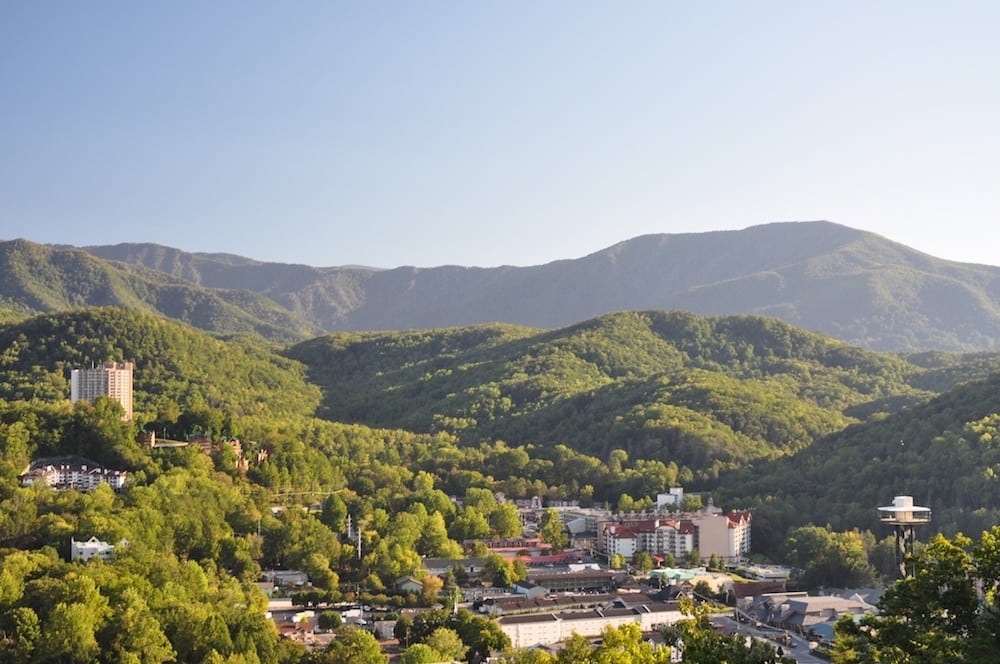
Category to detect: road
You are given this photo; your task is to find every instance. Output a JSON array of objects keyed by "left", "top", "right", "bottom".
[{"left": 710, "top": 614, "right": 827, "bottom": 664}]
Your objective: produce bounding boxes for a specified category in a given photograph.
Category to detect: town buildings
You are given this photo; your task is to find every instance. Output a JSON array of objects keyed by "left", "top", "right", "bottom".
[
  {"left": 70, "top": 361, "right": 134, "bottom": 421},
  {"left": 498, "top": 601, "right": 683, "bottom": 648},
  {"left": 740, "top": 591, "right": 876, "bottom": 638},
  {"left": 20, "top": 456, "right": 127, "bottom": 491},
  {"left": 600, "top": 504, "right": 752, "bottom": 564}
]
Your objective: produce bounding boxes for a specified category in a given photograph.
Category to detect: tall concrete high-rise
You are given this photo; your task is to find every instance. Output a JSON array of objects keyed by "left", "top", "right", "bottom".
[{"left": 71, "top": 362, "right": 134, "bottom": 421}]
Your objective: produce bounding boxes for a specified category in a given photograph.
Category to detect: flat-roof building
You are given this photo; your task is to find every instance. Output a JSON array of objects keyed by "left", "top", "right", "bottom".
[{"left": 71, "top": 361, "right": 134, "bottom": 421}]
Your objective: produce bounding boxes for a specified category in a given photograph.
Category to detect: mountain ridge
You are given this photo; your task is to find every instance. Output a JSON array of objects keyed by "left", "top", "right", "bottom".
[{"left": 8, "top": 220, "right": 1000, "bottom": 351}]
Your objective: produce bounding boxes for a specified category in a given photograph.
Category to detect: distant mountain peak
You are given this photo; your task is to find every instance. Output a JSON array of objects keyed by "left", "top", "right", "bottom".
[{"left": 2, "top": 221, "right": 998, "bottom": 351}]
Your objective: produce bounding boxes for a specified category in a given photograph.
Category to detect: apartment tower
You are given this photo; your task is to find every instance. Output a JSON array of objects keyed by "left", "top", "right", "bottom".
[{"left": 71, "top": 361, "right": 134, "bottom": 421}]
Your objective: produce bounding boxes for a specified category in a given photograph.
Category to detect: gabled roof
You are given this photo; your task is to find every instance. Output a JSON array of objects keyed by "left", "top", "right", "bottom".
[{"left": 726, "top": 511, "right": 752, "bottom": 528}]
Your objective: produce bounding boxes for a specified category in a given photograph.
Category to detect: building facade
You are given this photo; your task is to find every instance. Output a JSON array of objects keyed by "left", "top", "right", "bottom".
[
  {"left": 601, "top": 510, "right": 751, "bottom": 564},
  {"left": 499, "top": 603, "right": 683, "bottom": 648},
  {"left": 71, "top": 361, "right": 134, "bottom": 421},
  {"left": 690, "top": 511, "right": 752, "bottom": 563},
  {"left": 71, "top": 536, "right": 117, "bottom": 562},
  {"left": 21, "top": 460, "right": 128, "bottom": 491}
]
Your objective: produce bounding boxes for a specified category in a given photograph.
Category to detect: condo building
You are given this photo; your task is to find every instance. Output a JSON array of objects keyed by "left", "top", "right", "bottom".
[{"left": 71, "top": 361, "right": 134, "bottom": 421}]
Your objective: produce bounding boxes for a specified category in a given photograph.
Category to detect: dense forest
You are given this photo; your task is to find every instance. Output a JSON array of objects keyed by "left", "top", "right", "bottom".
[{"left": 4, "top": 306, "right": 1000, "bottom": 661}]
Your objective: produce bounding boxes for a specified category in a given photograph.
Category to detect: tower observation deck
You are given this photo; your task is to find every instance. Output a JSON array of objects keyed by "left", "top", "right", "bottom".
[{"left": 878, "top": 495, "right": 931, "bottom": 579}]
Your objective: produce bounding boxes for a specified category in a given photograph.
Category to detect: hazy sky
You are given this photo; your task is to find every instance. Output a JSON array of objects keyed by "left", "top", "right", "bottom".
[{"left": 2, "top": 2, "right": 999, "bottom": 268}]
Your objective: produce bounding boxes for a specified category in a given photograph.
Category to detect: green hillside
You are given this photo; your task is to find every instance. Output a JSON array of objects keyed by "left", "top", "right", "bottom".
[
  {"left": 0, "top": 307, "right": 321, "bottom": 427},
  {"left": 78, "top": 222, "right": 1000, "bottom": 352},
  {"left": 6, "top": 306, "right": 1000, "bottom": 552},
  {"left": 287, "top": 310, "right": 1000, "bottom": 481},
  {"left": 0, "top": 239, "right": 320, "bottom": 342},
  {"left": 720, "top": 371, "right": 1000, "bottom": 554}
]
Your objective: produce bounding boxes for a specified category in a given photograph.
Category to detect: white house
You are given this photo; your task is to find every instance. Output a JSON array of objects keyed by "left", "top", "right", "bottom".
[{"left": 71, "top": 536, "right": 117, "bottom": 562}]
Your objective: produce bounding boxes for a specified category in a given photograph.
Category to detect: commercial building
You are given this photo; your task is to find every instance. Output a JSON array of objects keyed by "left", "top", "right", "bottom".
[
  {"left": 71, "top": 361, "right": 134, "bottom": 421},
  {"left": 498, "top": 602, "right": 683, "bottom": 648}
]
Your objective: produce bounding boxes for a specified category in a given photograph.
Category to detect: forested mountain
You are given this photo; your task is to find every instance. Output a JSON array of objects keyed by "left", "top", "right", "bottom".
[
  {"left": 3, "top": 220, "right": 997, "bottom": 351},
  {"left": 286, "top": 310, "right": 1000, "bottom": 482},
  {"left": 4, "top": 307, "right": 1000, "bottom": 534},
  {"left": 719, "top": 370, "right": 1000, "bottom": 553},
  {"left": 0, "top": 307, "right": 322, "bottom": 426},
  {"left": 0, "top": 239, "right": 320, "bottom": 342}
]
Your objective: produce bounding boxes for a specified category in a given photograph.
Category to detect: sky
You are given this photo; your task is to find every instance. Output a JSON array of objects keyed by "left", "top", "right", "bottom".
[{"left": 2, "top": 2, "right": 999, "bottom": 269}]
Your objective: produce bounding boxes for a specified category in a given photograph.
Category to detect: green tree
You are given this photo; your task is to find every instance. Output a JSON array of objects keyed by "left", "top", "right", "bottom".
[
  {"left": 98, "top": 587, "right": 175, "bottom": 664},
  {"left": 453, "top": 609, "right": 511, "bottom": 661},
  {"left": 302, "top": 552, "right": 338, "bottom": 590},
  {"left": 491, "top": 503, "right": 523, "bottom": 538},
  {"left": 320, "top": 493, "right": 348, "bottom": 532},
  {"left": 593, "top": 622, "right": 671, "bottom": 663},
  {"left": 451, "top": 507, "right": 491, "bottom": 542},
  {"left": 633, "top": 551, "right": 654, "bottom": 574},
  {"left": 401, "top": 643, "right": 442, "bottom": 664},
  {"left": 556, "top": 634, "right": 595, "bottom": 662},
  {"left": 833, "top": 533, "right": 978, "bottom": 663},
  {"left": 425, "top": 627, "right": 468, "bottom": 662},
  {"left": 664, "top": 598, "right": 794, "bottom": 664},
  {"left": 317, "top": 611, "right": 342, "bottom": 631},
  {"left": 464, "top": 487, "right": 497, "bottom": 515},
  {"left": 2, "top": 606, "right": 41, "bottom": 664},
  {"left": 320, "top": 626, "right": 386, "bottom": 663},
  {"left": 482, "top": 553, "right": 523, "bottom": 588},
  {"left": 783, "top": 526, "right": 877, "bottom": 589},
  {"left": 37, "top": 601, "right": 105, "bottom": 663},
  {"left": 394, "top": 613, "right": 413, "bottom": 647},
  {"left": 420, "top": 574, "right": 444, "bottom": 606},
  {"left": 500, "top": 648, "right": 555, "bottom": 663},
  {"left": 539, "top": 508, "right": 568, "bottom": 550},
  {"left": 418, "top": 511, "right": 462, "bottom": 558}
]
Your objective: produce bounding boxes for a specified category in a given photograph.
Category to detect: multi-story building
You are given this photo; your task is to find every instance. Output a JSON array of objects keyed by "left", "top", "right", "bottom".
[
  {"left": 603, "top": 519, "right": 696, "bottom": 561},
  {"left": 601, "top": 508, "right": 751, "bottom": 564},
  {"left": 71, "top": 361, "right": 134, "bottom": 421},
  {"left": 20, "top": 456, "right": 128, "bottom": 491},
  {"left": 690, "top": 510, "right": 752, "bottom": 564}
]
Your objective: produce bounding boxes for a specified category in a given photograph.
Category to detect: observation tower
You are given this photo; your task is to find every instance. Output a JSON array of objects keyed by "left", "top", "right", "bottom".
[{"left": 878, "top": 495, "right": 931, "bottom": 579}]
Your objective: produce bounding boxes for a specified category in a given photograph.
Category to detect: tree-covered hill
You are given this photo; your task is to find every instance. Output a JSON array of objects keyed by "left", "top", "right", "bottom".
[
  {"left": 0, "top": 239, "right": 320, "bottom": 343},
  {"left": 719, "top": 370, "right": 1000, "bottom": 555},
  {"left": 0, "top": 307, "right": 322, "bottom": 428},
  {"left": 76, "top": 221, "right": 1000, "bottom": 352},
  {"left": 7, "top": 305, "right": 1000, "bottom": 546},
  {"left": 286, "top": 310, "right": 1000, "bottom": 481}
]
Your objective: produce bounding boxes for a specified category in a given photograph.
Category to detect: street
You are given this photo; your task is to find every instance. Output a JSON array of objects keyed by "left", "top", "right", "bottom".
[{"left": 710, "top": 614, "right": 827, "bottom": 664}]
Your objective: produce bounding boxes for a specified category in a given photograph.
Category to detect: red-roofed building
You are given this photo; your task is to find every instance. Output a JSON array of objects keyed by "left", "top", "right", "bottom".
[
  {"left": 601, "top": 509, "right": 750, "bottom": 564},
  {"left": 602, "top": 519, "right": 696, "bottom": 560}
]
